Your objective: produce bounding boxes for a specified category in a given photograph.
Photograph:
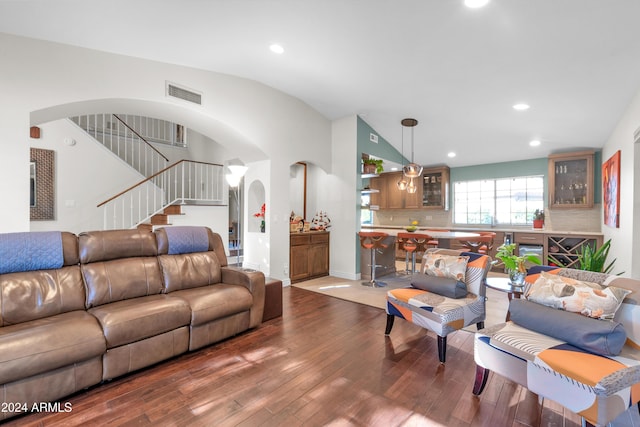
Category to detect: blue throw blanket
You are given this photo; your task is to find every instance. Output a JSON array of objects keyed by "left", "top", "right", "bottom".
[
  {"left": 164, "top": 226, "right": 209, "bottom": 255},
  {"left": 0, "top": 231, "right": 64, "bottom": 274}
]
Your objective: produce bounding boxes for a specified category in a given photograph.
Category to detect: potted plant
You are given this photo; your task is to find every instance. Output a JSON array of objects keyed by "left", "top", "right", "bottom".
[
  {"left": 495, "top": 243, "right": 541, "bottom": 286},
  {"left": 577, "top": 239, "right": 623, "bottom": 275},
  {"left": 532, "top": 209, "right": 544, "bottom": 229},
  {"left": 362, "top": 158, "right": 384, "bottom": 175}
]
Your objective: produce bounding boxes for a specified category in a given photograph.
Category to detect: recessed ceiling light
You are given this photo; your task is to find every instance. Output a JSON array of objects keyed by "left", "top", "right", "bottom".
[
  {"left": 448, "top": 152, "right": 456, "bottom": 158},
  {"left": 529, "top": 140, "right": 541, "bottom": 147},
  {"left": 269, "top": 44, "right": 284, "bottom": 54},
  {"left": 464, "top": 0, "right": 490, "bottom": 8},
  {"left": 513, "top": 103, "right": 530, "bottom": 111}
]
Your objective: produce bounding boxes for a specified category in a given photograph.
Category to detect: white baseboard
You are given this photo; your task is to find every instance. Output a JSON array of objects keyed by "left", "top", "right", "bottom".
[{"left": 329, "top": 270, "right": 359, "bottom": 281}]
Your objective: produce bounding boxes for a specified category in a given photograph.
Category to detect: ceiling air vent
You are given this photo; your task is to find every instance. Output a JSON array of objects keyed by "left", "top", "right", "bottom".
[{"left": 166, "top": 82, "right": 202, "bottom": 105}]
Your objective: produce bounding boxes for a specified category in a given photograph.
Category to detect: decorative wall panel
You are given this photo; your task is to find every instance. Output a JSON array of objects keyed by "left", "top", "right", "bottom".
[{"left": 30, "top": 148, "right": 55, "bottom": 221}]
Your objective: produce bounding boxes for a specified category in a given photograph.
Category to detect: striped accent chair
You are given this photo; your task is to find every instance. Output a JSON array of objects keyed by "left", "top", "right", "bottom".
[
  {"left": 473, "top": 266, "right": 640, "bottom": 426},
  {"left": 385, "top": 248, "right": 492, "bottom": 363}
]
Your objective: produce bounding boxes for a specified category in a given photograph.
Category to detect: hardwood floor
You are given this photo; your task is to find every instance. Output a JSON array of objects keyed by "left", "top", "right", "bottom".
[{"left": 6, "top": 287, "right": 582, "bottom": 427}]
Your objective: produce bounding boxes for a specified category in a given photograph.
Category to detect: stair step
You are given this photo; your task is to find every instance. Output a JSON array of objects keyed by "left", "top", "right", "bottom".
[
  {"left": 163, "top": 205, "right": 182, "bottom": 215},
  {"left": 151, "top": 214, "right": 169, "bottom": 225}
]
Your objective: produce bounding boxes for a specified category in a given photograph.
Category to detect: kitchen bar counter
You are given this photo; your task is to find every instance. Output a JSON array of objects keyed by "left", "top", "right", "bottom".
[
  {"left": 362, "top": 224, "right": 602, "bottom": 236},
  {"left": 359, "top": 227, "right": 479, "bottom": 245},
  {"left": 358, "top": 228, "right": 480, "bottom": 281}
]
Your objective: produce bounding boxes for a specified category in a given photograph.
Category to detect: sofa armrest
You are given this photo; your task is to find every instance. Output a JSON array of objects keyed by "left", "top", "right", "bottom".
[
  {"left": 221, "top": 267, "right": 265, "bottom": 293},
  {"left": 221, "top": 267, "right": 266, "bottom": 327}
]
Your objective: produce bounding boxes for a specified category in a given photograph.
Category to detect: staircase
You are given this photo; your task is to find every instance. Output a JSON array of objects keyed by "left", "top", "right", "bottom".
[
  {"left": 70, "top": 114, "right": 170, "bottom": 178},
  {"left": 71, "top": 114, "right": 225, "bottom": 230},
  {"left": 98, "top": 159, "right": 224, "bottom": 230},
  {"left": 137, "top": 204, "right": 184, "bottom": 231}
]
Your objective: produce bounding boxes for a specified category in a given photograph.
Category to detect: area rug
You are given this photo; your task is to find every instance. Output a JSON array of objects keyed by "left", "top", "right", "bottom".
[{"left": 292, "top": 272, "right": 510, "bottom": 329}]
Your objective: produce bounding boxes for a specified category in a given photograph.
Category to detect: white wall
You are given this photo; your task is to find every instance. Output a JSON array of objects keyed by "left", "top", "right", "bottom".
[
  {"left": 0, "top": 33, "right": 332, "bottom": 283},
  {"left": 602, "top": 87, "right": 640, "bottom": 278},
  {"left": 243, "top": 160, "right": 271, "bottom": 276},
  {"left": 324, "top": 115, "right": 359, "bottom": 280},
  {"left": 30, "top": 119, "right": 143, "bottom": 233}
]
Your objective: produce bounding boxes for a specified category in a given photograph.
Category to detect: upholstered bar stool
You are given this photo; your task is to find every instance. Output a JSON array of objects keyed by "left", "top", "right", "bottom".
[
  {"left": 458, "top": 233, "right": 495, "bottom": 254},
  {"left": 424, "top": 230, "right": 447, "bottom": 249},
  {"left": 358, "top": 231, "right": 389, "bottom": 287},
  {"left": 397, "top": 233, "right": 432, "bottom": 274}
]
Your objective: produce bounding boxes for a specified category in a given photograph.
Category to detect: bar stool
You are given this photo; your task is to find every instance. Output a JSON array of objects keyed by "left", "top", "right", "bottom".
[
  {"left": 477, "top": 232, "right": 496, "bottom": 254},
  {"left": 358, "top": 231, "right": 389, "bottom": 287},
  {"left": 397, "top": 233, "right": 432, "bottom": 274},
  {"left": 458, "top": 233, "right": 495, "bottom": 253},
  {"left": 424, "top": 230, "right": 447, "bottom": 248}
]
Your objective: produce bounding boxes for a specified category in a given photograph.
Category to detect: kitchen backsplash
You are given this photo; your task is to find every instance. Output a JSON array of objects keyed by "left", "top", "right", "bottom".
[{"left": 372, "top": 205, "right": 601, "bottom": 232}]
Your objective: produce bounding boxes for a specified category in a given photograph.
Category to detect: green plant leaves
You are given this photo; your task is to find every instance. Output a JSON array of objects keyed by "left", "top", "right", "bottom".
[
  {"left": 495, "top": 243, "right": 541, "bottom": 273},
  {"left": 577, "top": 239, "right": 620, "bottom": 274}
]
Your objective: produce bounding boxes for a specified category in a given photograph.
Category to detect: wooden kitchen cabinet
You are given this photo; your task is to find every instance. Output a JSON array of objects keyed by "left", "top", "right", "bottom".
[
  {"left": 290, "top": 231, "right": 330, "bottom": 283},
  {"left": 422, "top": 166, "right": 449, "bottom": 210},
  {"left": 369, "top": 172, "right": 422, "bottom": 209},
  {"left": 548, "top": 151, "right": 594, "bottom": 208}
]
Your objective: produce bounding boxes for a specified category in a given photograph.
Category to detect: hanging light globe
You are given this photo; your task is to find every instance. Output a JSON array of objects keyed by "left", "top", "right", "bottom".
[
  {"left": 396, "top": 177, "right": 408, "bottom": 190},
  {"left": 401, "top": 118, "right": 422, "bottom": 179},
  {"left": 407, "top": 178, "right": 417, "bottom": 194},
  {"left": 403, "top": 163, "right": 423, "bottom": 178}
]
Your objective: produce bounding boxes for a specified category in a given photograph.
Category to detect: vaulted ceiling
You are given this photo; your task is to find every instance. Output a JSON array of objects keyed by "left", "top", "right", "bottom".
[{"left": 2, "top": 0, "right": 640, "bottom": 167}]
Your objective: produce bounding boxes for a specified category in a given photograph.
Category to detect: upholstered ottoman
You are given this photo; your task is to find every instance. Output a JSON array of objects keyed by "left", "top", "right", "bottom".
[{"left": 262, "top": 278, "right": 283, "bottom": 321}]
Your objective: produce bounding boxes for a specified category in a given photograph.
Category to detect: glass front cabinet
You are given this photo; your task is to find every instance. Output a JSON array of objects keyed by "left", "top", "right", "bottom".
[
  {"left": 422, "top": 166, "right": 449, "bottom": 210},
  {"left": 548, "top": 151, "right": 594, "bottom": 209}
]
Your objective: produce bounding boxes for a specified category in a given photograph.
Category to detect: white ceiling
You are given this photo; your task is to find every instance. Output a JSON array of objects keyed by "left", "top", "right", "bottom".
[{"left": 2, "top": 0, "right": 640, "bottom": 167}]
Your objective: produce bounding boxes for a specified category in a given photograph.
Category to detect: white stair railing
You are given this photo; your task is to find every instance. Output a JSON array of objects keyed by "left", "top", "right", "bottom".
[
  {"left": 70, "top": 114, "right": 169, "bottom": 177},
  {"left": 98, "top": 160, "right": 225, "bottom": 230}
]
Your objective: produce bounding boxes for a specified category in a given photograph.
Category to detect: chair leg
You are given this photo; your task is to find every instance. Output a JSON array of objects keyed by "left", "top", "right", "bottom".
[
  {"left": 472, "top": 365, "right": 490, "bottom": 395},
  {"left": 437, "top": 335, "right": 447, "bottom": 363},
  {"left": 385, "top": 314, "right": 395, "bottom": 335}
]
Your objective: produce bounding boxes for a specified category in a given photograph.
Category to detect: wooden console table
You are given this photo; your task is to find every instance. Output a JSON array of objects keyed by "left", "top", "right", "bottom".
[{"left": 290, "top": 231, "right": 330, "bottom": 283}]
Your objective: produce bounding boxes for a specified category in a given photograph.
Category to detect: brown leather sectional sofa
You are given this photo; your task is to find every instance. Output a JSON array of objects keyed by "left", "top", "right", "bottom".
[{"left": 0, "top": 227, "right": 265, "bottom": 421}]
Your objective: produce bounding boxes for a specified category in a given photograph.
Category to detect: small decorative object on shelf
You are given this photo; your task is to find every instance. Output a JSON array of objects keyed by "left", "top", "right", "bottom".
[
  {"left": 290, "top": 215, "right": 310, "bottom": 233},
  {"left": 495, "top": 243, "right": 541, "bottom": 286},
  {"left": 532, "top": 209, "right": 544, "bottom": 229},
  {"left": 405, "top": 219, "right": 419, "bottom": 232},
  {"left": 311, "top": 211, "right": 331, "bottom": 231},
  {"left": 254, "top": 203, "right": 266, "bottom": 233}
]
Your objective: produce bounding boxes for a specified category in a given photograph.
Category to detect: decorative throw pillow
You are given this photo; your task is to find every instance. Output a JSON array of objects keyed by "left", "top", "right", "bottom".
[
  {"left": 422, "top": 253, "right": 469, "bottom": 282},
  {"left": 526, "top": 271, "right": 631, "bottom": 320},
  {"left": 411, "top": 274, "right": 468, "bottom": 299},
  {"left": 509, "top": 299, "right": 627, "bottom": 356}
]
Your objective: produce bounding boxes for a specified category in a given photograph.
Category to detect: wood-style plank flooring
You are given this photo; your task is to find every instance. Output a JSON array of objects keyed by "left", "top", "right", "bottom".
[{"left": 6, "top": 286, "right": 582, "bottom": 427}]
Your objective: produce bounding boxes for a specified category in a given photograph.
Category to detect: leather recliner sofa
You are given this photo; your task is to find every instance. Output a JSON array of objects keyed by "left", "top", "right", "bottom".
[{"left": 0, "top": 226, "right": 265, "bottom": 421}]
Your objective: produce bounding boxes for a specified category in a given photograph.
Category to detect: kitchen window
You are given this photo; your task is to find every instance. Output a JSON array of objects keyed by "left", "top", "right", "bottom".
[{"left": 453, "top": 176, "right": 544, "bottom": 226}]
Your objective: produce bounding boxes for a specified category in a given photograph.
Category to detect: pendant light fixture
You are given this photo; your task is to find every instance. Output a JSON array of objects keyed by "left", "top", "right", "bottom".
[
  {"left": 406, "top": 177, "right": 417, "bottom": 193},
  {"left": 401, "top": 118, "right": 422, "bottom": 179},
  {"left": 396, "top": 122, "right": 408, "bottom": 190}
]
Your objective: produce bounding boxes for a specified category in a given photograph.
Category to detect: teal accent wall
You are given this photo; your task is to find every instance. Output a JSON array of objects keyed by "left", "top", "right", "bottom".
[
  {"left": 356, "top": 116, "right": 406, "bottom": 274},
  {"left": 357, "top": 116, "right": 406, "bottom": 165}
]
